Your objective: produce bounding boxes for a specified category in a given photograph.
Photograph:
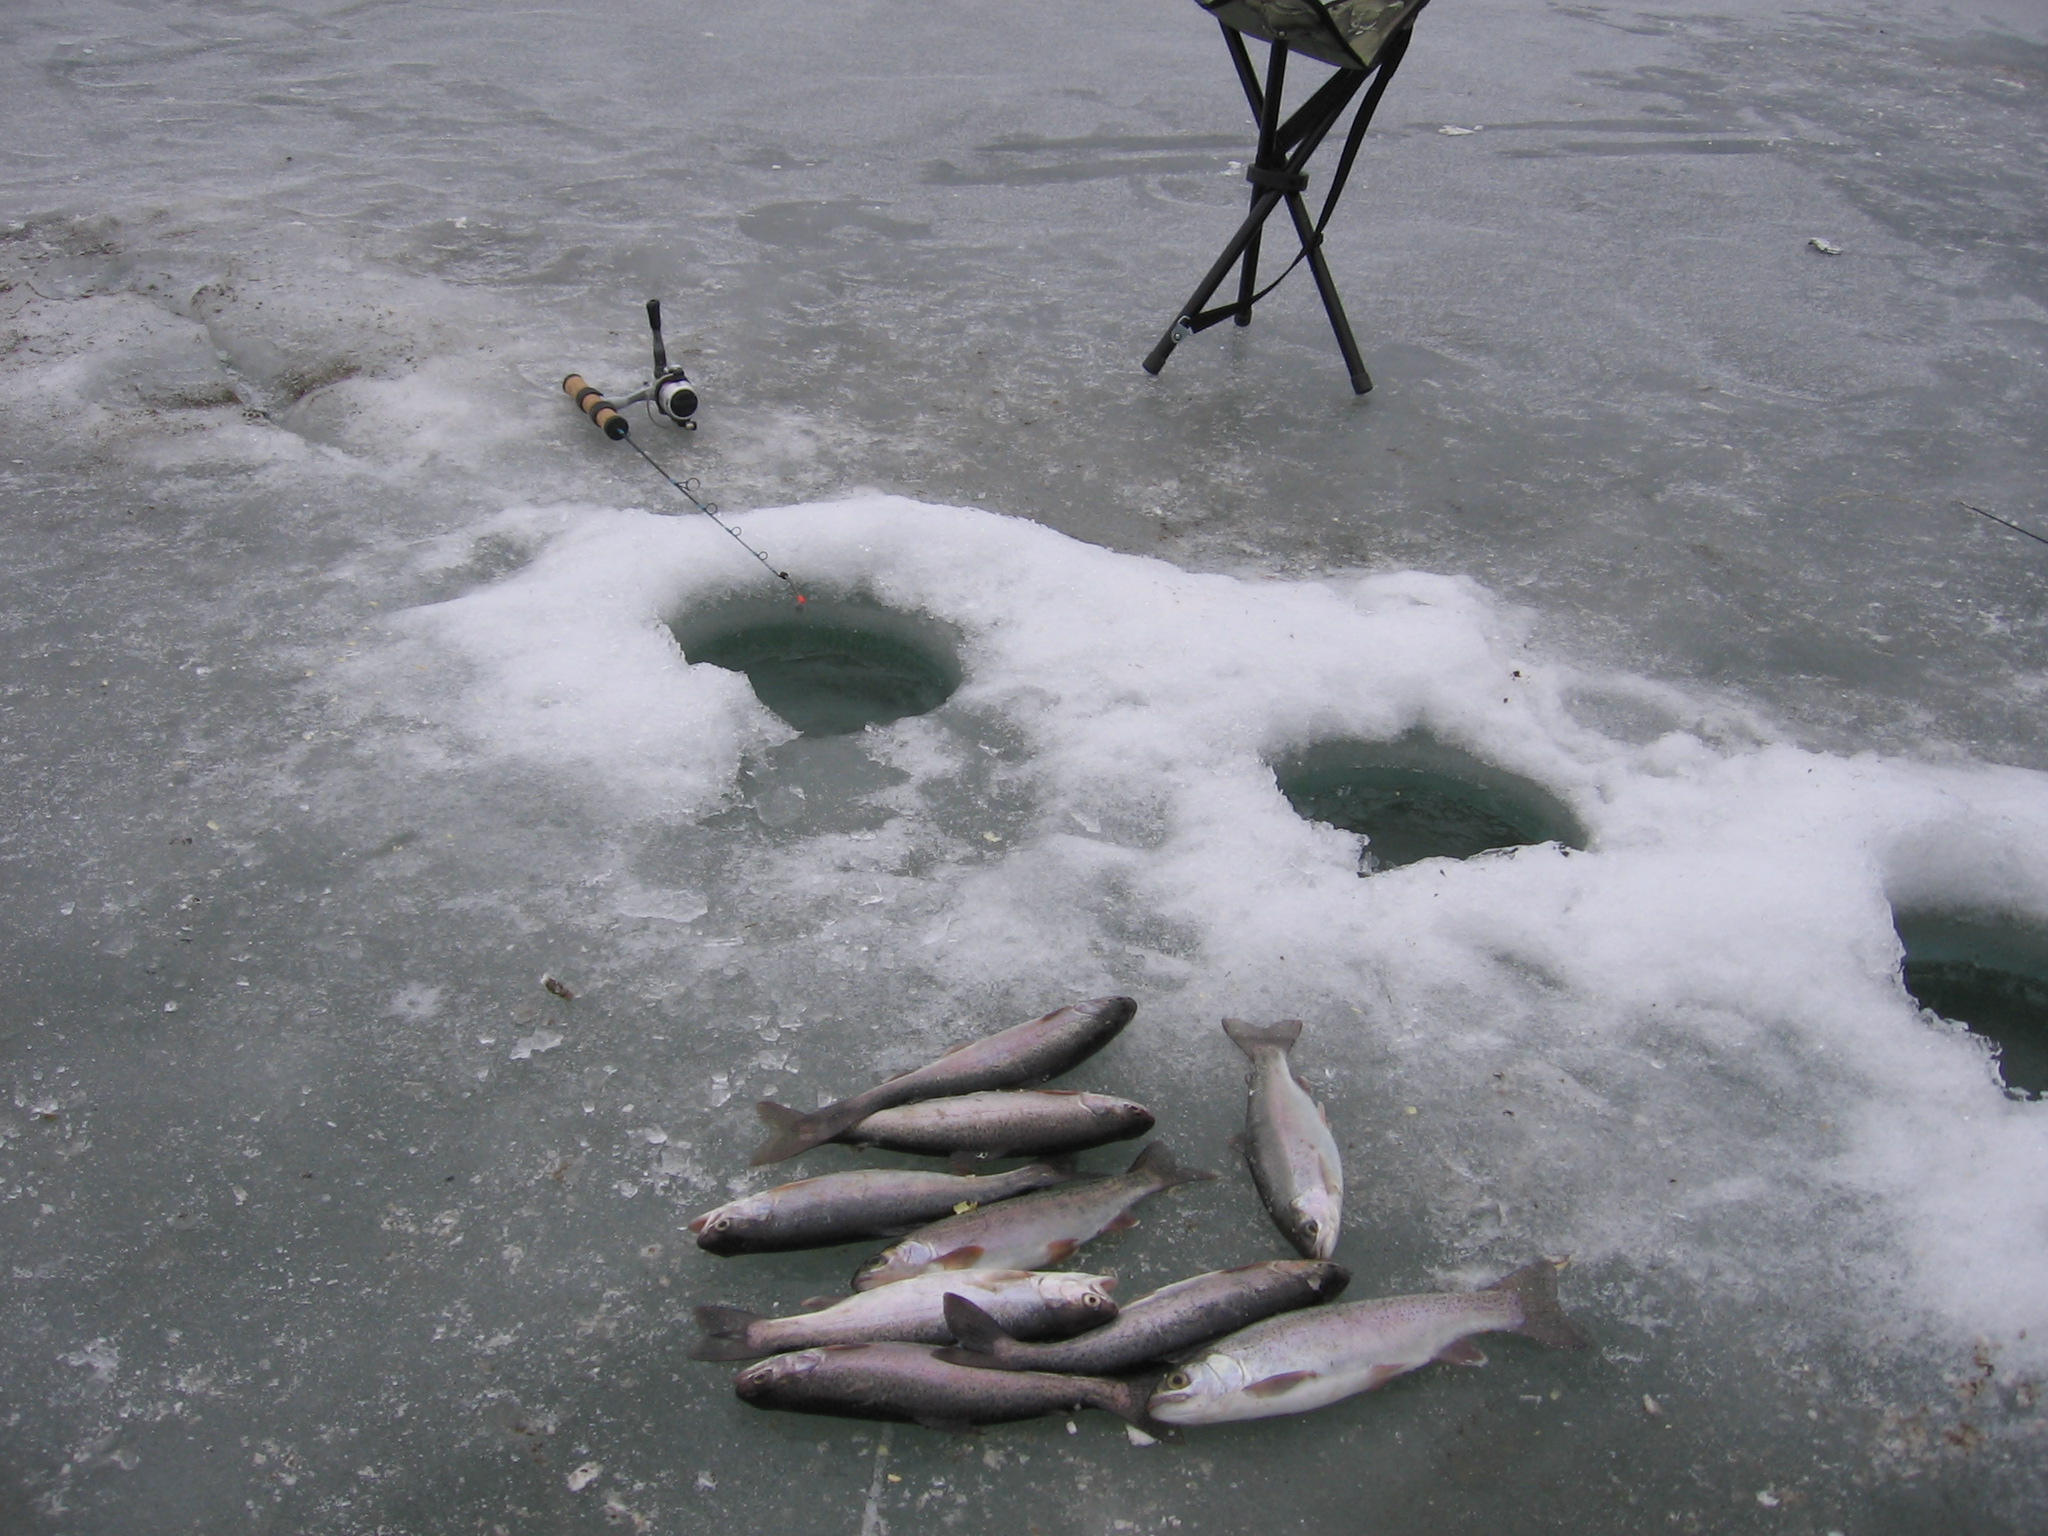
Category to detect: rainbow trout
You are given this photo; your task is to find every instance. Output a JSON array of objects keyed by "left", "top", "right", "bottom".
[
  {"left": 688, "top": 1161, "right": 1078, "bottom": 1255},
  {"left": 691, "top": 1269, "right": 1117, "bottom": 1360},
  {"left": 1223, "top": 1017, "right": 1343, "bottom": 1260},
  {"left": 749, "top": 996, "right": 1137, "bottom": 1165},
  {"left": 1148, "top": 1259, "right": 1590, "bottom": 1425},
  {"left": 938, "top": 1259, "right": 1348, "bottom": 1375},
  {"left": 735, "top": 1341, "right": 1154, "bottom": 1431},
  {"left": 853, "top": 1142, "right": 1215, "bottom": 1290},
  {"left": 838, "top": 1090, "right": 1154, "bottom": 1158}
]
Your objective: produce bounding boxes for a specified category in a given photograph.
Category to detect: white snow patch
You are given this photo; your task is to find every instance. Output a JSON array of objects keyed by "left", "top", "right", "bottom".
[{"left": 385, "top": 495, "right": 2048, "bottom": 1363}]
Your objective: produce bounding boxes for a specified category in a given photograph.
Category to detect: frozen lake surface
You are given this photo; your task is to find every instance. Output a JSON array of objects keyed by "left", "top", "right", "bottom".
[{"left": 4, "top": 0, "right": 2047, "bottom": 1531}]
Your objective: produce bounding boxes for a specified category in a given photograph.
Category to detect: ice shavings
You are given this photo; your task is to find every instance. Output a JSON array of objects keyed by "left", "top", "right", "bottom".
[{"left": 393, "top": 496, "right": 2048, "bottom": 1364}]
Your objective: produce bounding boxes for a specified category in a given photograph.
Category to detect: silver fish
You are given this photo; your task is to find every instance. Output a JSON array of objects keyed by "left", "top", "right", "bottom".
[
  {"left": 852, "top": 1142, "right": 1215, "bottom": 1291},
  {"left": 838, "top": 1090, "right": 1154, "bottom": 1158},
  {"left": 687, "top": 1161, "right": 1077, "bottom": 1255},
  {"left": 1223, "top": 1017, "right": 1343, "bottom": 1260},
  {"left": 691, "top": 1269, "right": 1117, "bottom": 1360},
  {"left": 1148, "top": 1259, "right": 1590, "bottom": 1425},
  {"left": 734, "top": 1341, "right": 1153, "bottom": 1431},
  {"left": 750, "top": 996, "right": 1137, "bottom": 1165},
  {"left": 938, "top": 1259, "right": 1348, "bottom": 1375}
]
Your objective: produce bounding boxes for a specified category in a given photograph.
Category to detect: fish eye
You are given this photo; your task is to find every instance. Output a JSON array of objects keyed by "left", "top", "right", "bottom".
[
  {"left": 1161, "top": 1370, "right": 1190, "bottom": 1392},
  {"left": 710, "top": 1215, "right": 731, "bottom": 1231},
  {"left": 1085, "top": 1293, "right": 1108, "bottom": 1309},
  {"left": 1302, "top": 1219, "right": 1320, "bottom": 1235}
]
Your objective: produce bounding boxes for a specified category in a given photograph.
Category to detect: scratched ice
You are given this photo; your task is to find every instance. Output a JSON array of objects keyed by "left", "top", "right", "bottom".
[{"left": 3, "top": 1, "right": 2046, "bottom": 1533}]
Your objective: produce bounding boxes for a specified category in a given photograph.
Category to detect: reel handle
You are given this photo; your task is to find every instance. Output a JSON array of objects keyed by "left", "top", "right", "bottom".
[
  {"left": 561, "top": 373, "right": 628, "bottom": 440},
  {"left": 647, "top": 299, "right": 669, "bottom": 376}
]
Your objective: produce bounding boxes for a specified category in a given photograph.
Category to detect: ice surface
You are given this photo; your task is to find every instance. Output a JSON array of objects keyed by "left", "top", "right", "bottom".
[{"left": 4, "top": 0, "right": 2047, "bottom": 1532}]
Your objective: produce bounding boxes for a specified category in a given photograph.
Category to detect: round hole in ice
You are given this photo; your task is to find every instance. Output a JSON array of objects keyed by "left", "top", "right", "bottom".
[
  {"left": 1894, "top": 909, "right": 2048, "bottom": 1098},
  {"left": 669, "top": 591, "right": 961, "bottom": 737},
  {"left": 1271, "top": 734, "right": 1586, "bottom": 872}
]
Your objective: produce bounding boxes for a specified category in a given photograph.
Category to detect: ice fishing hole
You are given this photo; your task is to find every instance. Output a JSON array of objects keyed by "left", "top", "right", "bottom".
[
  {"left": 1272, "top": 735, "right": 1586, "bottom": 872},
  {"left": 1894, "top": 909, "right": 2048, "bottom": 1098},
  {"left": 669, "top": 592, "right": 961, "bottom": 737}
]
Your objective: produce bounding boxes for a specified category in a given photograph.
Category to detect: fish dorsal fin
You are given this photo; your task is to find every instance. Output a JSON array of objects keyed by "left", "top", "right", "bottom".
[
  {"left": 940, "top": 1293, "right": 1016, "bottom": 1358},
  {"left": 1435, "top": 1337, "right": 1488, "bottom": 1367},
  {"left": 1244, "top": 1370, "right": 1319, "bottom": 1398}
]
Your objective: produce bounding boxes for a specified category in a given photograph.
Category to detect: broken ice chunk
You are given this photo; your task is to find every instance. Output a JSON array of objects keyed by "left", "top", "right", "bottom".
[{"left": 509, "top": 1030, "right": 564, "bottom": 1060}]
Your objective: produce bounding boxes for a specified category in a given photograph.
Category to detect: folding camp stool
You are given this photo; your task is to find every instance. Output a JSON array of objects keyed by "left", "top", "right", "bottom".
[{"left": 1143, "top": 0, "right": 1435, "bottom": 394}]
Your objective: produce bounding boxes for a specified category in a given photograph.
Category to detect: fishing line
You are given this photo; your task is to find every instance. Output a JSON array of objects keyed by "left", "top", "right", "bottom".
[
  {"left": 1959, "top": 500, "right": 2048, "bottom": 551},
  {"left": 621, "top": 430, "right": 804, "bottom": 602}
]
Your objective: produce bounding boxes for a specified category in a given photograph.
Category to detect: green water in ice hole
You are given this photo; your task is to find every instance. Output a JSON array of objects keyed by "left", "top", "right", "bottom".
[
  {"left": 1273, "top": 736, "right": 1586, "bottom": 872},
  {"left": 1897, "top": 912, "right": 2048, "bottom": 1097},
  {"left": 673, "top": 597, "right": 961, "bottom": 737}
]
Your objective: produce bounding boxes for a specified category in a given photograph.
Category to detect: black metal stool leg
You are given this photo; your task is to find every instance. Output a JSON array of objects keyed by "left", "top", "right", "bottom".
[
  {"left": 1235, "top": 37, "right": 1290, "bottom": 326},
  {"left": 1282, "top": 192, "right": 1372, "bottom": 394},
  {"left": 1143, "top": 191, "right": 1287, "bottom": 375}
]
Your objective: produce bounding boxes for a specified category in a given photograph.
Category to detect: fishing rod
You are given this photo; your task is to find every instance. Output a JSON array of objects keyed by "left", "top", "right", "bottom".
[{"left": 562, "top": 300, "right": 805, "bottom": 604}]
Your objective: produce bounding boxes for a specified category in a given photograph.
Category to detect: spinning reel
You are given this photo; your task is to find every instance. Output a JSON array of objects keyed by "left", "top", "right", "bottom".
[
  {"left": 561, "top": 299, "right": 698, "bottom": 439},
  {"left": 555, "top": 300, "right": 802, "bottom": 602}
]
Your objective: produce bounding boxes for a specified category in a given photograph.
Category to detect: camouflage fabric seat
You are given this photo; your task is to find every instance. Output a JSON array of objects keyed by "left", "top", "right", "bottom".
[
  {"left": 1141, "top": 0, "right": 1435, "bottom": 394},
  {"left": 1198, "top": 0, "right": 1431, "bottom": 72}
]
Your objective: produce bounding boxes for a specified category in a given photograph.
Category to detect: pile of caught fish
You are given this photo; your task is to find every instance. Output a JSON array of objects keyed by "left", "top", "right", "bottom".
[{"left": 684, "top": 996, "right": 1588, "bottom": 1436}]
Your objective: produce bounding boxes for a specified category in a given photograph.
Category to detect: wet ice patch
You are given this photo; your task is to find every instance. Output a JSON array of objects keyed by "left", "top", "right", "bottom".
[
  {"left": 509, "top": 1030, "right": 563, "bottom": 1061},
  {"left": 385, "top": 984, "right": 443, "bottom": 1020},
  {"left": 388, "top": 495, "right": 2048, "bottom": 1364}
]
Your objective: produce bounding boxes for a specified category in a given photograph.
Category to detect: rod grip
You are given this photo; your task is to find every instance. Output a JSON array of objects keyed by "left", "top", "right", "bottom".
[{"left": 561, "top": 373, "right": 628, "bottom": 440}]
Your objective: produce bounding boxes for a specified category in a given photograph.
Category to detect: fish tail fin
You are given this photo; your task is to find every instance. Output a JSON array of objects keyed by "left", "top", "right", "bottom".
[
  {"left": 934, "top": 1293, "right": 1025, "bottom": 1370},
  {"left": 1128, "top": 1141, "right": 1218, "bottom": 1189},
  {"left": 748, "top": 1099, "right": 850, "bottom": 1166},
  {"left": 688, "top": 1304, "right": 765, "bottom": 1361},
  {"left": 1487, "top": 1259, "right": 1591, "bottom": 1350},
  {"left": 1087, "top": 1374, "right": 1162, "bottom": 1432},
  {"left": 1222, "top": 1017, "right": 1303, "bottom": 1057}
]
